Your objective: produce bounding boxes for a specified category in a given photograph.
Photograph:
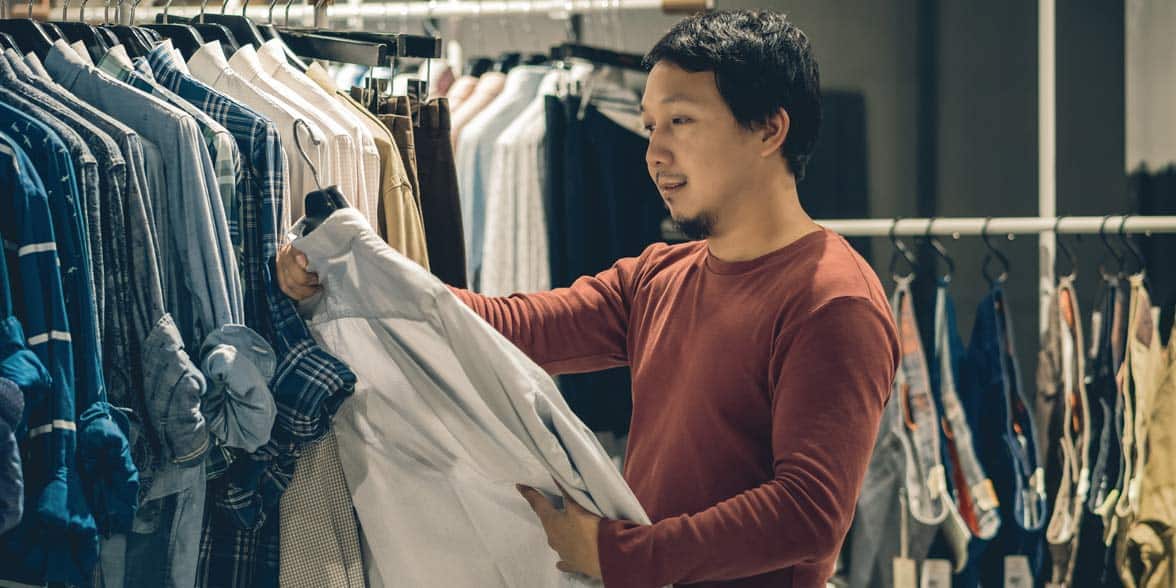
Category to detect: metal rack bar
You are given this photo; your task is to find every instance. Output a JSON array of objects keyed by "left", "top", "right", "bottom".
[
  {"left": 137, "top": 0, "right": 705, "bottom": 23},
  {"left": 815, "top": 216, "right": 1176, "bottom": 237}
]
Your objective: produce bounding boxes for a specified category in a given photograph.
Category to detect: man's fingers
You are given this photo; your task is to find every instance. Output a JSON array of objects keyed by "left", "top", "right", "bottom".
[
  {"left": 516, "top": 485, "right": 555, "bottom": 517},
  {"left": 556, "top": 561, "right": 578, "bottom": 574},
  {"left": 552, "top": 479, "right": 586, "bottom": 514},
  {"left": 293, "top": 249, "right": 310, "bottom": 270}
]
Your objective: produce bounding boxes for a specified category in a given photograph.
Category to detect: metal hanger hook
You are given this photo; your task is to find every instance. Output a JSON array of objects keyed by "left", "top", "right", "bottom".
[
  {"left": 62, "top": 0, "right": 70, "bottom": 23},
  {"left": 888, "top": 217, "right": 918, "bottom": 282},
  {"left": 241, "top": 0, "right": 250, "bottom": 17},
  {"left": 283, "top": 0, "right": 294, "bottom": 26},
  {"left": 161, "top": 0, "right": 171, "bottom": 23},
  {"left": 266, "top": 0, "right": 277, "bottom": 22},
  {"left": 293, "top": 119, "right": 324, "bottom": 191},
  {"left": 981, "top": 217, "right": 1010, "bottom": 285},
  {"left": 1118, "top": 214, "right": 1147, "bottom": 277},
  {"left": 1052, "top": 216, "right": 1080, "bottom": 280},
  {"left": 1097, "top": 214, "right": 1123, "bottom": 280},
  {"left": 129, "top": 0, "right": 143, "bottom": 23},
  {"left": 198, "top": 0, "right": 209, "bottom": 22},
  {"left": 922, "top": 217, "right": 955, "bottom": 283},
  {"left": 221, "top": 0, "right": 230, "bottom": 15}
]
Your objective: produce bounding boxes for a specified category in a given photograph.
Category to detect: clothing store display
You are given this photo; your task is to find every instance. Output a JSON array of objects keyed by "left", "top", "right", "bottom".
[
  {"left": 1122, "top": 316, "right": 1176, "bottom": 587},
  {"left": 255, "top": 40, "right": 378, "bottom": 221},
  {"left": 479, "top": 70, "right": 562, "bottom": 296},
  {"left": 1037, "top": 275, "right": 1090, "bottom": 587},
  {"left": 379, "top": 95, "right": 422, "bottom": 211},
  {"left": 849, "top": 277, "right": 952, "bottom": 588},
  {"left": 415, "top": 97, "right": 469, "bottom": 288},
  {"left": 295, "top": 207, "right": 651, "bottom": 587},
  {"left": 450, "top": 71, "right": 505, "bottom": 147},
  {"left": 456, "top": 65, "right": 548, "bottom": 289},
  {"left": 304, "top": 63, "right": 425, "bottom": 261},
  {"left": 445, "top": 74, "right": 477, "bottom": 112},
  {"left": 964, "top": 284, "right": 1047, "bottom": 586},
  {"left": 278, "top": 431, "right": 364, "bottom": 588},
  {"left": 454, "top": 230, "right": 897, "bottom": 587}
]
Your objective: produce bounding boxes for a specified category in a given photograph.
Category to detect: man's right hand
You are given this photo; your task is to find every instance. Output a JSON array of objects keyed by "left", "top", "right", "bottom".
[{"left": 277, "top": 243, "right": 320, "bottom": 301}]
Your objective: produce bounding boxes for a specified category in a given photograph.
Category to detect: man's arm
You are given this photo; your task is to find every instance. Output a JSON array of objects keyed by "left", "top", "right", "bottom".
[
  {"left": 448, "top": 258, "right": 641, "bottom": 375},
  {"left": 596, "top": 296, "right": 898, "bottom": 587}
]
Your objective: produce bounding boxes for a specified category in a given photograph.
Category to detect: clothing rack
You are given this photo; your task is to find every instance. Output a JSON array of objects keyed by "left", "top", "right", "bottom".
[
  {"left": 815, "top": 215, "right": 1176, "bottom": 237},
  {"left": 154, "top": 0, "right": 713, "bottom": 25}
]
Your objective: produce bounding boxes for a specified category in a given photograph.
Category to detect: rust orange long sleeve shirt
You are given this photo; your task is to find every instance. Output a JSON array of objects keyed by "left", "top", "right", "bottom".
[{"left": 451, "top": 230, "right": 899, "bottom": 587}]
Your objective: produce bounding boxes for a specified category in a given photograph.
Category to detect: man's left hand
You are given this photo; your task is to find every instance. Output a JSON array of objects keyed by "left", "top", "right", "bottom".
[{"left": 517, "top": 483, "right": 603, "bottom": 579}]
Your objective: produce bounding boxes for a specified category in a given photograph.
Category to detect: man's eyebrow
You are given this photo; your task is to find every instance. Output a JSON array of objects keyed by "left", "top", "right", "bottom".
[{"left": 640, "top": 94, "right": 702, "bottom": 112}]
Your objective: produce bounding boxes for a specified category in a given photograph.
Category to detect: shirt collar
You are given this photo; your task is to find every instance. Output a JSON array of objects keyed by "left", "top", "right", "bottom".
[
  {"left": 305, "top": 61, "right": 338, "bottom": 93},
  {"left": 21, "top": 51, "right": 50, "bottom": 79},
  {"left": 226, "top": 44, "right": 268, "bottom": 84},
  {"left": 44, "top": 39, "right": 88, "bottom": 89},
  {"left": 256, "top": 40, "right": 286, "bottom": 76},
  {"left": 188, "top": 41, "right": 232, "bottom": 87}
]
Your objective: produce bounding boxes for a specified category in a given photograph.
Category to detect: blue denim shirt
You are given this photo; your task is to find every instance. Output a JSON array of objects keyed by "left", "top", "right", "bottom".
[
  {"left": 44, "top": 40, "right": 236, "bottom": 350},
  {"left": 0, "top": 119, "right": 98, "bottom": 585}
]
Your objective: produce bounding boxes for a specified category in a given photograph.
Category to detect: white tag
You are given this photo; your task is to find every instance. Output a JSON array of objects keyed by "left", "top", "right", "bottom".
[
  {"left": 1004, "top": 555, "right": 1032, "bottom": 588},
  {"left": 894, "top": 557, "right": 917, "bottom": 588},
  {"left": 920, "top": 559, "right": 952, "bottom": 588}
]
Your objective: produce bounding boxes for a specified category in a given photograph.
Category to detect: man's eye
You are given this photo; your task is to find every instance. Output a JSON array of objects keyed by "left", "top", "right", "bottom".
[{"left": 672, "top": 117, "right": 691, "bottom": 125}]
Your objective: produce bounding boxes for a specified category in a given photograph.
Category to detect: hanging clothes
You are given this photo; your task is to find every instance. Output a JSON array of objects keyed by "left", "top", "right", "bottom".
[
  {"left": 1113, "top": 276, "right": 1163, "bottom": 587},
  {"left": 292, "top": 207, "right": 651, "bottom": 587},
  {"left": 925, "top": 280, "right": 1002, "bottom": 584},
  {"left": 849, "top": 276, "right": 953, "bottom": 587},
  {"left": 450, "top": 71, "right": 505, "bottom": 148},
  {"left": 1075, "top": 277, "right": 1129, "bottom": 587},
  {"left": 963, "top": 283, "right": 1047, "bottom": 586},
  {"left": 1120, "top": 305, "right": 1176, "bottom": 587},
  {"left": 1037, "top": 274, "right": 1091, "bottom": 587},
  {"left": 414, "top": 97, "right": 469, "bottom": 288}
]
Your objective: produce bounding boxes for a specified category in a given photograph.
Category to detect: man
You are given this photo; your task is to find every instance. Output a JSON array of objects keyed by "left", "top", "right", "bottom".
[{"left": 278, "top": 9, "right": 898, "bottom": 587}]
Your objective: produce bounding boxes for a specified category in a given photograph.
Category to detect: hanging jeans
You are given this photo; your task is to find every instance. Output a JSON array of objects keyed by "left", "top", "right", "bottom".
[
  {"left": 849, "top": 277, "right": 952, "bottom": 587},
  {"left": 1037, "top": 276, "right": 1091, "bottom": 587},
  {"left": 1075, "top": 279, "right": 1127, "bottom": 587},
  {"left": 414, "top": 97, "right": 467, "bottom": 288},
  {"left": 964, "top": 284, "right": 1047, "bottom": 587},
  {"left": 926, "top": 282, "right": 1002, "bottom": 586}
]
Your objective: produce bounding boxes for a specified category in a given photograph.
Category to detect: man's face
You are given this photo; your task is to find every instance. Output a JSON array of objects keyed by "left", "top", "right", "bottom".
[{"left": 641, "top": 62, "right": 765, "bottom": 239}]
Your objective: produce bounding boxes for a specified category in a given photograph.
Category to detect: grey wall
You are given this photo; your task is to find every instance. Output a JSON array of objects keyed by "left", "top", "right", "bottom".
[{"left": 402, "top": 0, "right": 1130, "bottom": 411}]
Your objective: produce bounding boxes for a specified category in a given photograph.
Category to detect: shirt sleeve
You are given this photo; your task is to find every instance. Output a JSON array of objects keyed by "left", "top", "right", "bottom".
[
  {"left": 448, "top": 255, "right": 643, "bottom": 375},
  {"left": 596, "top": 296, "right": 899, "bottom": 587}
]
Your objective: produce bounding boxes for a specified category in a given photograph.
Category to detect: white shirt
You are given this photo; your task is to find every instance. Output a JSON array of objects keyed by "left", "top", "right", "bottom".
[
  {"left": 188, "top": 41, "right": 321, "bottom": 232},
  {"left": 256, "top": 40, "right": 380, "bottom": 222},
  {"left": 225, "top": 45, "right": 364, "bottom": 222},
  {"left": 293, "top": 208, "right": 650, "bottom": 588},
  {"left": 480, "top": 69, "right": 564, "bottom": 296}
]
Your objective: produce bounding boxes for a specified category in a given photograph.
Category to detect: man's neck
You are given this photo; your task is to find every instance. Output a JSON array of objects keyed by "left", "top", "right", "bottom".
[{"left": 705, "top": 178, "right": 821, "bottom": 263}]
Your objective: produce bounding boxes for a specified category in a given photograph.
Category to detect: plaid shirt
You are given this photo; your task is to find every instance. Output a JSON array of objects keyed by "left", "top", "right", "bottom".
[
  {"left": 196, "top": 259, "right": 356, "bottom": 588},
  {"left": 146, "top": 44, "right": 280, "bottom": 340}
]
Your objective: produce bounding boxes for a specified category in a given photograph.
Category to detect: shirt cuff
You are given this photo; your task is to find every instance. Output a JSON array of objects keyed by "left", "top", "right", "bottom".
[{"left": 598, "top": 517, "right": 662, "bottom": 588}]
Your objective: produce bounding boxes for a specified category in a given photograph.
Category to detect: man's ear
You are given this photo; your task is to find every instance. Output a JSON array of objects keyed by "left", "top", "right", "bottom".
[{"left": 758, "top": 107, "right": 789, "bottom": 159}]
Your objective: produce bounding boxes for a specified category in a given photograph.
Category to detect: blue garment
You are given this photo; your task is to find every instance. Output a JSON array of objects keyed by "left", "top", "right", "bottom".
[
  {"left": 0, "top": 56, "right": 140, "bottom": 536},
  {"left": 963, "top": 284, "right": 1047, "bottom": 586},
  {"left": 44, "top": 40, "right": 234, "bottom": 350},
  {"left": 146, "top": 43, "right": 285, "bottom": 344},
  {"left": 0, "top": 376, "right": 23, "bottom": 535},
  {"left": 455, "top": 66, "right": 547, "bottom": 289},
  {"left": 197, "top": 258, "right": 356, "bottom": 588},
  {"left": 0, "top": 121, "right": 98, "bottom": 585}
]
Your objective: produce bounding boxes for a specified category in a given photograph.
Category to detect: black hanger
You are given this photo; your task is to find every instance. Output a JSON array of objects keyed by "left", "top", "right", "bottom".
[
  {"left": 920, "top": 218, "right": 955, "bottom": 283},
  {"left": 980, "top": 217, "right": 1011, "bottom": 285},
  {"left": 888, "top": 218, "right": 918, "bottom": 283},
  {"left": 494, "top": 51, "right": 521, "bottom": 73},
  {"left": 197, "top": 0, "right": 265, "bottom": 49},
  {"left": 465, "top": 56, "right": 493, "bottom": 77},
  {"left": 0, "top": 31, "right": 16, "bottom": 50},
  {"left": 279, "top": 29, "right": 388, "bottom": 67},
  {"left": 1053, "top": 216, "right": 1080, "bottom": 281},
  {"left": 550, "top": 42, "right": 645, "bottom": 72},
  {"left": 523, "top": 53, "right": 548, "bottom": 66},
  {"left": 1117, "top": 215, "right": 1147, "bottom": 278},
  {"left": 144, "top": 0, "right": 205, "bottom": 58},
  {"left": 293, "top": 119, "right": 348, "bottom": 235},
  {"left": 0, "top": 0, "right": 56, "bottom": 58},
  {"left": 1097, "top": 214, "right": 1124, "bottom": 281}
]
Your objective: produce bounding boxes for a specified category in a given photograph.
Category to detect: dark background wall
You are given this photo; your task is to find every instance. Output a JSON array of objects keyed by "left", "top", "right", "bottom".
[{"left": 426, "top": 0, "right": 1132, "bottom": 411}]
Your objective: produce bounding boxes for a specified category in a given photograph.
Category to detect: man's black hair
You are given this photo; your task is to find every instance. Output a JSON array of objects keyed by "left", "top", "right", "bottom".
[{"left": 643, "top": 10, "right": 822, "bottom": 180}]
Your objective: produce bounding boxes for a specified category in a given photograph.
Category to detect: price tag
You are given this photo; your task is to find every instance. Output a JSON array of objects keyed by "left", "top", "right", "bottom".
[
  {"left": 920, "top": 559, "right": 952, "bottom": 588},
  {"left": 1004, "top": 555, "right": 1032, "bottom": 588},
  {"left": 893, "top": 557, "right": 917, "bottom": 588}
]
